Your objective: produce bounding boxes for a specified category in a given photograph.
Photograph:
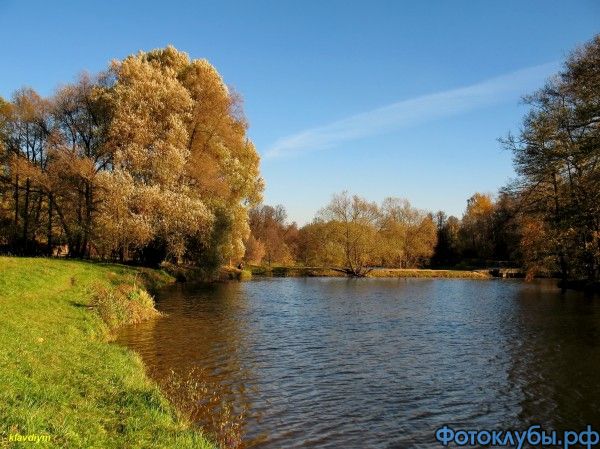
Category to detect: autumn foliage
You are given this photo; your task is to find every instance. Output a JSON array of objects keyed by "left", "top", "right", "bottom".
[
  {"left": 503, "top": 35, "right": 600, "bottom": 284},
  {"left": 0, "top": 46, "right": 263, "bottom": 270},
  {"left": 246, "top": 193, "right": 438, "bottom": 276},
  {"left": 1, "top": 36, "right": 598, "bottom": 285}
]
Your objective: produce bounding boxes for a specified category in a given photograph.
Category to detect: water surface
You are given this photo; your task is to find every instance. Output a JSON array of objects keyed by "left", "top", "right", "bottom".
[{"left": 117, "top": 278, "right": 600, "bottom": 448}]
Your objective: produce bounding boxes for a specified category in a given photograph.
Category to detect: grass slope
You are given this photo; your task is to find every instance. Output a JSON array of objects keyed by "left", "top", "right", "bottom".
[{"left": 0, "top": 257, "right": 215, "bottom": 449}]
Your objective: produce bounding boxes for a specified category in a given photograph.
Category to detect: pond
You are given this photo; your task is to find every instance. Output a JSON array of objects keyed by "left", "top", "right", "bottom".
[{"left": 117, "top": 278, "right": 600, "bottom": 448}]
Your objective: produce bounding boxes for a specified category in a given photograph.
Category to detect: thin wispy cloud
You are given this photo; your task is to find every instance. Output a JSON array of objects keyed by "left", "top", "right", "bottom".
[{"left": 266, "top": 62, "right": 559, "bottom": 158}]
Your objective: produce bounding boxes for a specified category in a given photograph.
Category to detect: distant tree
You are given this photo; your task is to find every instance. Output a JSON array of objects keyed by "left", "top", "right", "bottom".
[
  {"left": 0, "top": 98, "right": 10, "bottom": 247},
  {"left": 378, "top": 198, "right": 437, "bottom": 268},
  {"left": 518, "top": 215, "right": 556, "bottom": 280},
  {"left": 432, "top": 211, "right": 461, "bottom": 266},
  {"left": 243, "top": 234, "right": 265, "bottom": 265},
  {"left": 0, "top": 88, "right": 52, "bottom": 255},
  {"left": 247, "top": 204, "right": 294, "bottom": 265},
  {"left": 491, "top": 192, "right": 522, "bottom": 263},
  {"left": 459, "top": 193, "right": 495, "bottom": 260},
  {"left": 283, "top": 222, "right": 300, "bottom": 261},
  {"left": 296, "top": 221, "right": 343, "bottom": 267},
  {"left": 317, "top": 191, "right": 381, "bottom": 276},
  {"left": 50, "top": 74, "right": 113, "bottom": 258}
]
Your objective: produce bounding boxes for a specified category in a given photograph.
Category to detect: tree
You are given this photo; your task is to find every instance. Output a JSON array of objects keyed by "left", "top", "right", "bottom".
[
  {"left": 100, "top": 50, "right": 213, "bottom": 262},
  {"left": 491, "top": 192, "right": 522, "bottom": 264},
  {"left": 503, "top": 34, "right": 600, "bottom": 284},
  {"left": 432, "top": 211, "right": 461, "bottom": 266},
  {"left": 247, "top": 204, "right": 294, "bottom": 265},
  {"left": 49, "top": 74, "right": 113, "bottom": 257},
  {"left": 94, "top": 46, "right": 262, "bottom": 268},
  {"left": 378, "top": 198, "right": 437, "bottom": 268},
  {"left": 317, "top": 192, "right": 381, "bottom": 276},
  {"left": 296, "top": 221, "right": 344, "bottom": 267},
  {"left": 1, "top": 88, "right": 52, "bottom": 255},
  {"left": 459, "top": 193, "right": 495, "bottom": 260},
  {"left": 243, "top": 234, "right": 265, "bottom": 265}
]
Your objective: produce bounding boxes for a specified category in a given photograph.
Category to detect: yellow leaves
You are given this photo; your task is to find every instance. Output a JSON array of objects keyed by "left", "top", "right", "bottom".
[
  {"left": 110, "top": 54, "right": 193, "bottom": 185},
  {"left": 95, "top": 171, "right": 155, "bottom": 252},
  {"left": 143, "top": 45, "right": 192, "bottom": 74},
  {"left": 465, "top": 192, "right": 494, "bottom": 217},
  {"left": 95, "top": 168, "right": 215, "bottom": 260},
  {"left": 12, "top": 88, "right": 48, "bottom": 122},
  {"left": 182, "top": 58, "right": 262, "bottom": 207},
  {"left": 9, "top": 155, "right": 41, "bottom": 178},
  {"left": 1, "top": 45, "right": 263, "bottom": 267},
  {"left": 50, "top": 148, "right": 98, "bottom": 182},
  {"left": 307, "top": 193, "right": 439, "bottom": 269},
  {"left": 104, "top": 46, "right": 263, "bottom": 262},
  {"left": 180, "top": 58, "right": 229, "bottom": 106}
]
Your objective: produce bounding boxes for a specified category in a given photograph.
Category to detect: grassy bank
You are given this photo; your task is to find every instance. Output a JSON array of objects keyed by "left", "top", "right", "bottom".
[
  {"left": 0, "top": 257, "right": 216, "bottom": 449},
  {"left": 248, "top": 265, "right": 344, "bottom": 277},
  {"left": 249, "top": 265, "right": 490, "bottom": 279},
  {"left": 368, "top": 268, "right": 490, "bottom": 279}
]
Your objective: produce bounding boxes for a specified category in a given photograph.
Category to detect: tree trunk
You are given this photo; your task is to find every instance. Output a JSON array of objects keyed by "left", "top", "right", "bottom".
[
  {"left": 32, "top": 193, "right": 44, "bottom": 252},
  {"left": 82, "top": 182, "right": 92, "bottom": 258},
  {"left": 22, "top": 178, "right": 31, "bottom": 254},
  {"left": 552, "top": 173, "right": 568, "bottom": 283},
  {"left": 331, "top": 266, "right": 372, "bottom": 277},
  {"left": 54, "top": 202, "right": 75, "bottom": 257},
  {"left": 13, "top": 174, "right": 19, "bottom": 252},
  {"left": 47, "top": 193, "right": 53, "bottom": 256}
]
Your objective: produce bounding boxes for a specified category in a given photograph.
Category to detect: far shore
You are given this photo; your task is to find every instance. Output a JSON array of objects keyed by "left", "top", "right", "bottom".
[{"left": 242, "top": 265, "right": 492, "bottom": 279}]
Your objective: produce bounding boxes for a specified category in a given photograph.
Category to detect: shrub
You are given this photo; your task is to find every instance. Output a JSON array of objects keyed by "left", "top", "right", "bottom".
[{"left": 90, "top": 283, "right": 159, "bottom": 329}]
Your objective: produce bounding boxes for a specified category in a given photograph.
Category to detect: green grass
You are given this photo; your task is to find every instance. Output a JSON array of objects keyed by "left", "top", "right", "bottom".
[
  {"left": 0, "top": 257, "right": 216, "bottom": 449},
  {"left": 368, "top": 268, "right": 490, "bottom": 279},
  {"left": 218, "top": 266, "right": 252, "bottom": 281},
  {"left": 248, "top": 265, "right": 341, "bottom": 277}
]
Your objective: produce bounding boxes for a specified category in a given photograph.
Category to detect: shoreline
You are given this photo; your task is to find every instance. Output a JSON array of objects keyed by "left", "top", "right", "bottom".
[
  {"left": 246, "top": 265, "right": 491, "bottom": 279},
  {"left": 0, "top": 257, "right": 215, "bottom": 449}
]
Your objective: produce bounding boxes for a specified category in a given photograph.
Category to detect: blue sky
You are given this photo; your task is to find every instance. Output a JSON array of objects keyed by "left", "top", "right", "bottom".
[{"left": 1, "top": 1, "right": 598, "bottom": 224}]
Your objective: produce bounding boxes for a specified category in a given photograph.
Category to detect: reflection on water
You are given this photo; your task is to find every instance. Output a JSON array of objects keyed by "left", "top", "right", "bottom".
[{"left": 116, "top": 278, "right": 600, "bottom": 448}]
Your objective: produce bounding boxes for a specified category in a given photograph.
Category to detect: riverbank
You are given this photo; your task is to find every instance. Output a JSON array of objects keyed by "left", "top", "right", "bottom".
[
  {"left": 248, "top": 265, "right": 490, "bottom": 279},
  {"left": 0, "top": 257, "right": 215, "bottom": 449},
  {"left": 369, "top": 268, "right": 490, "bottom": 279}
]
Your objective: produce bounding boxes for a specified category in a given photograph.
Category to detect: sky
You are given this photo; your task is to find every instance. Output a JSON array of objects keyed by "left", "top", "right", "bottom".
[{"left": 1, "top": 1, "right": 598, "bottom": 224}]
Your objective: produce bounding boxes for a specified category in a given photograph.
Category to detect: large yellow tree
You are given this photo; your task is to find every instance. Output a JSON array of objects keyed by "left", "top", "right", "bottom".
[{"left": 100, "top": 46, "right": 263, "bottom": 266}]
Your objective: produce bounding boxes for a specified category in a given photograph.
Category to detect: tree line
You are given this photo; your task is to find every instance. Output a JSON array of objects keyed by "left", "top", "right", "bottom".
[
  {"left": 243, "top": 191, "right": 515, "bottom": 275},
  {"left": 245, "top": 35, "right": 599, "bottom": 285},
  {"left": 0, "top": 46, "right": 263, "bottom": 272}
]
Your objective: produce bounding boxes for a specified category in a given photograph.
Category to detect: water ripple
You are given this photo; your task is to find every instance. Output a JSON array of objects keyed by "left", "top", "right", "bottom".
[{"left": 117, "top": 278, "right": 600, "bottom": 448}]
